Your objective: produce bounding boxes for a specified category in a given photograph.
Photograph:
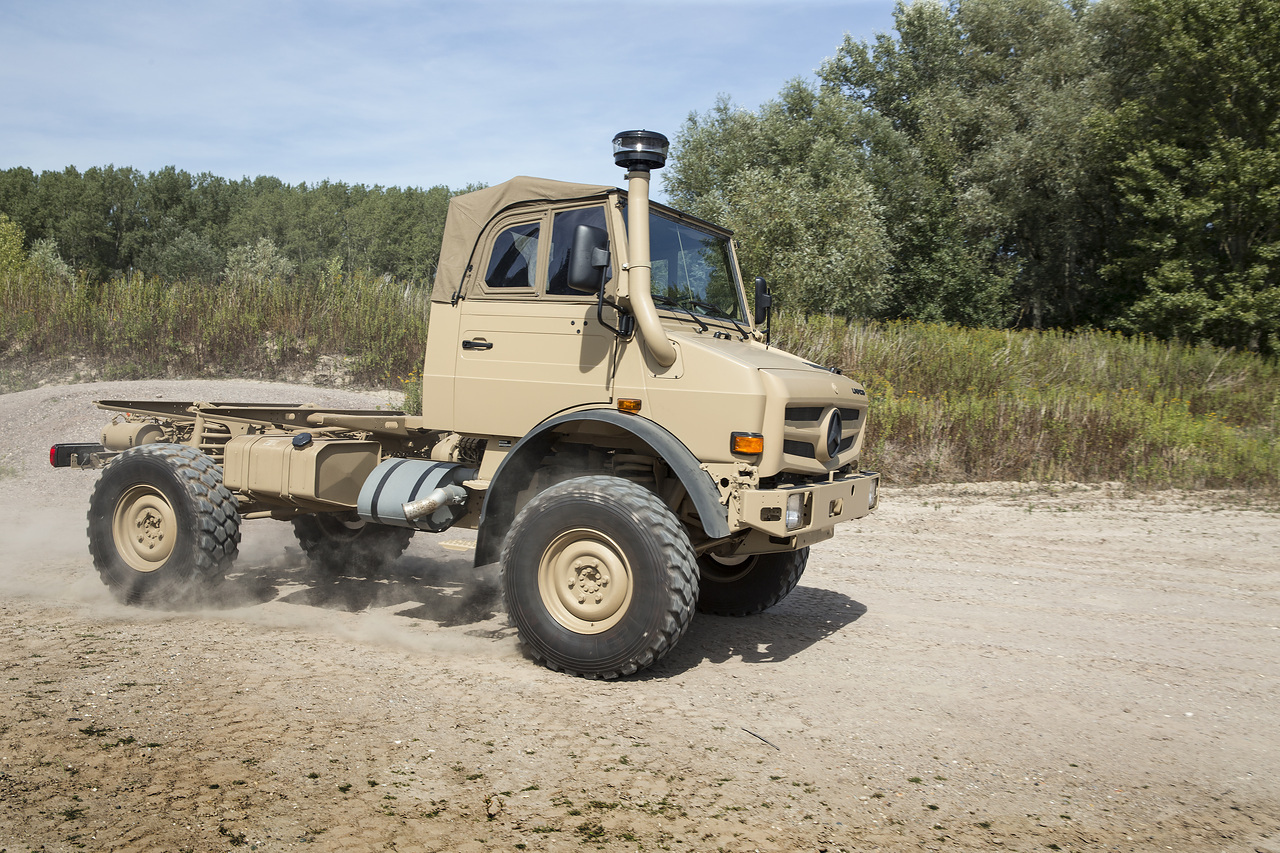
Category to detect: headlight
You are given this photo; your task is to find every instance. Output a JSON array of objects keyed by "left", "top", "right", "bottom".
[
  {"left": 868, "top": 477, "right": 878, "bottom": 510},
  {"left": 785, "top": 493, "right": 805, "bottom": 530}
]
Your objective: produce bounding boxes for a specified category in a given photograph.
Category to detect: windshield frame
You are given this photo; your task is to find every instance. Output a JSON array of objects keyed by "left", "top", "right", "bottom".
[{"left": 618, "top": 200, "right": 752, "bottom": 335}]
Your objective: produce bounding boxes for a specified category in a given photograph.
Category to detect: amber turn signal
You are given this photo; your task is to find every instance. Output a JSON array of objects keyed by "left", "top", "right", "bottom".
[
  {"left": 617, "top": 398, "right": 642, "bottom": 414},
  {"left": 730, "top": 432, "right": 764, "bottom": 455}
]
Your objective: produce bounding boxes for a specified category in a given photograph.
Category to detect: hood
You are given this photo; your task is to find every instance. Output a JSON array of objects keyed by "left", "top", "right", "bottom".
[{"left": 670, "top": 329, "right": 841, "bottom": 375}]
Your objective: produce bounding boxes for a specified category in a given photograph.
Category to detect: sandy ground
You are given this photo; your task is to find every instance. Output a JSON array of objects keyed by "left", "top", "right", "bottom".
[{"left": 1, "top": 380, "right": 1278, "bottom": 853}]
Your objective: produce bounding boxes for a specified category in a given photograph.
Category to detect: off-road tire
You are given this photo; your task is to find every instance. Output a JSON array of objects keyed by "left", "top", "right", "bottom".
[
  {"left": 292, "top": 513, "right": 414, "bottom": 577},
  {"left": 87, "top": 443, "right": 240, "bottom": 607},
  {"left": 696, "top": 547, "right": 809, "bottom": 616},
  {"left": 500, "top": 475, "right": 699, "bottom": 679}
]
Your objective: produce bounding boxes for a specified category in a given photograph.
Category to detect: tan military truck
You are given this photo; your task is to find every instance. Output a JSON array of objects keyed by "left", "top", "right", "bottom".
[{"left": 50, "top": 131, "right": 880, "bottom": 678}]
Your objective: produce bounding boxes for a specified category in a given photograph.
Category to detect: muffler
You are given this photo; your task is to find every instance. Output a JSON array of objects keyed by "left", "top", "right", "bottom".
[{"left": 357, "top": 459, "right": 477, "bottom": 532}]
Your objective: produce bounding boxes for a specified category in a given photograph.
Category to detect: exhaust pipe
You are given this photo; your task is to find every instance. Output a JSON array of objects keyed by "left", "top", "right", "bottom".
[{"left": 402, "top": 485, "right": 468, "bottom": 521}]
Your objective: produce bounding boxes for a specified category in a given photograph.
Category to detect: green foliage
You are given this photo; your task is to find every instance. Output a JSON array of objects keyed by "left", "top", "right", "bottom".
[
  {"left": 27, "top": 238, "right": 74, "bottom": 283},
  {"left": 817, "top": 0, "right": 1115, "bottom": 328},
  {"left": 669, "top": 0, "right": 1280, "bottom": 354},
  {"left": 142, "top": 229, "right": 223, "bottom": 281},
  {"left": 1095, "top": 0, "right": 1280, "bottom": 352},
  {"left": 774, "top": 313, "right": 1280, "bottom": 491},
  {"left": 0, "top": 213, "right": 27, "bottom": 278},
  {"left": 815, "top": 0, "right": 1022, "bottom": 327},
  {"left": 0, "top": 165, "right": 458, "bottom": 286},
  {"left": 665, "top": 86, "right": 891, "bottom": 316},
  {"left": 399, "top": 369, "right": 423, "bottom": 416},
  {"left": 225, "top": 237, "right": 296, "bottom": 285}
]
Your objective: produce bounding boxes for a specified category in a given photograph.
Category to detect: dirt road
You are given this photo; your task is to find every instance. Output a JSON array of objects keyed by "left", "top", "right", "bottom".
[{"left": 2, "top": 381, "right": 1278, "bottom": 853}]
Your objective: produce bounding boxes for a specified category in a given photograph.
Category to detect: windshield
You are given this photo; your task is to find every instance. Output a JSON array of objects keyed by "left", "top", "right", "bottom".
[{"left": 642, "top": 211, "right": 745, "bottom": 323}]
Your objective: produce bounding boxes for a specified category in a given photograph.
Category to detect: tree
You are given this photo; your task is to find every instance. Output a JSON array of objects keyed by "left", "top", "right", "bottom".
[
  {"left": 27, "top": 238, "right": 74, "bottom": 282},
  {"left": 1095, "top": 0, "right": 1280, "bottom": 352},
  {"left": 1, "top": 162, "right": 459, "bottom": 286},
  {"left": 665, "top": 86, "right": 891, "bottom": 316},
  {"left": 667, "top": 0, "right": 1112, "bottom": 327},
  {"left": 819, "top": 0, "right": 1109, "bottom": 329},
  {"left": 142, "top": 230, "right": 223, "bottom": 281}
]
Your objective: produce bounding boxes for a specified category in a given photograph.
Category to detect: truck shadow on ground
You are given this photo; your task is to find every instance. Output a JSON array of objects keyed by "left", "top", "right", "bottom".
[
  {"left": 215, "top": 549, "right": 503, "bottom": 629},
  {"left": 646, "top": 586, "right": 868, "bottom": 677},
  {"left": 212, "top": 550, "right": 865, "bottom": 676}
]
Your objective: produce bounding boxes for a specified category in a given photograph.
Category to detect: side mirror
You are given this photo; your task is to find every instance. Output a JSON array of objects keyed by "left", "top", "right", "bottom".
[
  {"left": 753, "top": 276, "right": 773, "bottom": 325},
  {"left": 567, "top": 225, "right": 611, "bottom": 293}
]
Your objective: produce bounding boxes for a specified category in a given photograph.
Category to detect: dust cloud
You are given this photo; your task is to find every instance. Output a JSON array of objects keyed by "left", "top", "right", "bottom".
[
  {"left": 0, "top": 479, "right": 512, "bottom": 664},
  {"left": 0, "top": 379, "right": 515, "bottom": 664}
]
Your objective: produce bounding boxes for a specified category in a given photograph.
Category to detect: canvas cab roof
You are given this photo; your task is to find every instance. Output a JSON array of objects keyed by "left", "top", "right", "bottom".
[{"left": 430, "top": 176, "right": 616, "bottom": 304}]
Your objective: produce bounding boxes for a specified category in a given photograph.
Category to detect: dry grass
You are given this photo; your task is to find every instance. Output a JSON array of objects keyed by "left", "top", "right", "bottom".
[
  {"left": 774, "top": 313, "right": 1280, "bottom": 491},
  {"left": 3, "top": 271, "right": 1275, "bottom": 492},
  {"left": 0, "top": 270, "right": 428, "bottom": 386}
]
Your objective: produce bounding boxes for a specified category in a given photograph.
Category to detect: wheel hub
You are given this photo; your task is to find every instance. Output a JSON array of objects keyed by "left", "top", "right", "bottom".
[
  {"left": 112, "top": 485, "right": 177, "bottom": 573},
  {"left": 568, "top": 558, "right": 609, "bottom": 603},
  {"left": 538, "top": 529, "right": 634, "bottom": 634},
  {"left": 135, "top": 508, "right": 165, "bottom": 549}
]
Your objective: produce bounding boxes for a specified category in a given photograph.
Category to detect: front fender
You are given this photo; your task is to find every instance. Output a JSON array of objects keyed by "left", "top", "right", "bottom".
[{"left": 474, "top": 409, "right": 729, "bottom": 566}]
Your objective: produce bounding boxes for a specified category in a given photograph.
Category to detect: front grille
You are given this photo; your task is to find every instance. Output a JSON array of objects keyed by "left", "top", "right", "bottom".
[
  {"left": 781, "top": 400, "right": 865, "bottom": 465},
  {"left": 783, "top": 439, "right": 816, "bottom": 458},
  {"left": 785, "top": 406, "right": 823, "bottom": 423}
]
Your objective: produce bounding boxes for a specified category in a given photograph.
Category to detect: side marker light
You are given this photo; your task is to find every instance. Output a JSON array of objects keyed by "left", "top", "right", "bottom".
[{"left": 730, "top": 432, "right": 764, "bottom": 455}]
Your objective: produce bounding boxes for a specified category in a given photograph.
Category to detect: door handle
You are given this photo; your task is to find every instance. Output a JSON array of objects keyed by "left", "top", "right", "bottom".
[{"left": 462, "top": 339, "right": 494, "bottom": 351}]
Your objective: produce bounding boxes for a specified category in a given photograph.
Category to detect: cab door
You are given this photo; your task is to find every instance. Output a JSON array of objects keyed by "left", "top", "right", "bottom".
[{"left": 453, "top": 205, "right": 618, "bottom": 437}]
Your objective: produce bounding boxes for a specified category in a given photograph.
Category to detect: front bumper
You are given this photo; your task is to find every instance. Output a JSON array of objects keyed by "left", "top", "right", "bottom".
[{"left": 735, "top": 470, "right": 879, "bottom": 538}]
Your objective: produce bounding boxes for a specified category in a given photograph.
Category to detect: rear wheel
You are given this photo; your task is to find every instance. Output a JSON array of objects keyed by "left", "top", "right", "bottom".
[
  {"left": 87, "top": 443, "right": 240, "bottom": 606},
  {"left": 696, "top": 547, "right": 809, "bottom": 616},
  {"left": 500, "top": 475, "right": 698, "bottom": 679},
  {"left": 292, "top": 512, "right": 414, "bottom": 576}
]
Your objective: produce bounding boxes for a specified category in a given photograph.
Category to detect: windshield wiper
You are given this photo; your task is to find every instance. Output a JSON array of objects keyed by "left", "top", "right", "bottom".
[
  {"left": 652, "top": 294, "right": 709, "bottom": 332},
  {"left": 682, "top": 298, "right": 733, "bottom": 319},
  {"left": 686, "top": 299, "right": 751, "bottom": 338}
]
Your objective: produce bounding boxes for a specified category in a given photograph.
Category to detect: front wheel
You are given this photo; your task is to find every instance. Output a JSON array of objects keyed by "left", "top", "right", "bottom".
[
  {"left": 87, "top": 443, "right": 241, "bottom": 606},
  {"left": 500, "top": 476, "right": 699, "bottom": 679},
  {"left": 696, "top": 547, "right": 809, "bottom": 616}
]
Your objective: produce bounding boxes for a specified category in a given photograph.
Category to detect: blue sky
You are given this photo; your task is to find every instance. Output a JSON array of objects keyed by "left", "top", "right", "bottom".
[{"left": 1, "top": 1, "right": 898, "bottom": 198}]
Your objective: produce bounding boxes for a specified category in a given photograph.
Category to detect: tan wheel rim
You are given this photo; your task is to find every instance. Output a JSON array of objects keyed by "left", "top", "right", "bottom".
[
  {"left": 112, "top": 484, "right": 177, "bottom": 573},
  {"left": 702, "top": 553, "right": 755, "bottom": 584},
  {"left": 537, "top": 528, "right": 634, "bottom": 634}
]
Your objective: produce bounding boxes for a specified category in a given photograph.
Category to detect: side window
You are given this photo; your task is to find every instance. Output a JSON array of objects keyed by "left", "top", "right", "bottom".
[
  {"left": 485, "top": 222, "right": 539, "bottom": 289},
  {"left": 547, "top": 206, "right": 609, "bottom": 295}
]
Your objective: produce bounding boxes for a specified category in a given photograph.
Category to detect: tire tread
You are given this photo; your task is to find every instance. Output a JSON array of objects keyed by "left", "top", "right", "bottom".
[
  {"left": 500, "top": 475, "right": 699, "bottom": 680},
  {"left": 87, "top": 443, "right": 240, "bottom": 605}
]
